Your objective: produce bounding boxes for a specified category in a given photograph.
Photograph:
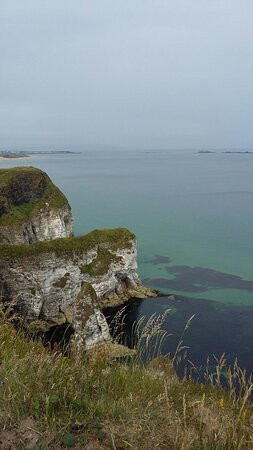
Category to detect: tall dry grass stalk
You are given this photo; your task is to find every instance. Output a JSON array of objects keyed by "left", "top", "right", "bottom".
[{"left": 108, "top": 306, "right": 172, "bottom": 363}]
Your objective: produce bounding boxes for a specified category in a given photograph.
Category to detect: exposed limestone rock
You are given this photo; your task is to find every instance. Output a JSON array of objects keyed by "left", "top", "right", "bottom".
[
  {"left": 0, "top": 228, "right": 148, "bottom": 349},
  {"left": 0, "top": 167, "right": 154, "bottom": 351},
  {"left": 0, "top": 204, "right": 73, "bottom": 244},
  {"left": 99, "top": 284, "right": 155, "bottom": 309},
  {"left": 0, "top": 167, "right": 72, "bottom": 244}
]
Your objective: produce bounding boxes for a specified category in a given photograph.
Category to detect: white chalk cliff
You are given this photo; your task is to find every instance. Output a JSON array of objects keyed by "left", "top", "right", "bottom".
[{"left": 0, "top": 167, "right": 152, "bottom": 350}]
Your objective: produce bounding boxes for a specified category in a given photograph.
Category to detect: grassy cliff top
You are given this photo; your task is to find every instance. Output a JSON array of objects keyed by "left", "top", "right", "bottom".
[
  {"left": 0, "top": 318, "right": 252, "bottom": 448},
  {"left": 0, "top": 166, "right": 69, "bottom": 226},
  {"left": 0, "top": 227, "right": 135, "bottom": 260}
]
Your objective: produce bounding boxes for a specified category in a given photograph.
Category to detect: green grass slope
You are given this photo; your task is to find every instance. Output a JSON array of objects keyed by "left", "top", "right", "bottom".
[
  {"left": 0, "top": 227, "right": 135, "bottom": 260},
  {"left": 0, "top": 316, "right": 253, "bottom": 449}
]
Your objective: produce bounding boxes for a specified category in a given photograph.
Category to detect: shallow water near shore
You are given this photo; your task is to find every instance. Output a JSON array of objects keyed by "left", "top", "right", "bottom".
[{"left": 1, "top": 149, "right": 253, "bottom": 371}]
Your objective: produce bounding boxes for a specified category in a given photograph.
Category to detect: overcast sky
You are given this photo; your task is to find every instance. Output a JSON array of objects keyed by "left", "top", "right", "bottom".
[{"left": 1, "top": 0, "right": 253, "bottom": 150}]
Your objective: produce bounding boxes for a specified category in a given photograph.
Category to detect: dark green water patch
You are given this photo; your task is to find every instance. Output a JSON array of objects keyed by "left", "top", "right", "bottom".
[
  {"left": 142, "top": 255, "right": 172, "bottom": 265},
  {"left": 145, "top": 264, "right": 253, "bottom": 293}
]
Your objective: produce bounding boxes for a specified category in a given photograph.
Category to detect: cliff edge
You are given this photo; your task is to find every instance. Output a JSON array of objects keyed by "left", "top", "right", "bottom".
[
  {"left": 0, "top": 228, "right": 150, "bottom": 349},
  {"left": 0, "top": 167, "right": 72, "bottom": 244}
]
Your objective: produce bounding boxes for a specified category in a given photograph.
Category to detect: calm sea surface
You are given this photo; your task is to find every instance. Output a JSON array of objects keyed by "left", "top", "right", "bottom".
[{"left": 1, "top": 150, "right": 253, "bottom": 372}]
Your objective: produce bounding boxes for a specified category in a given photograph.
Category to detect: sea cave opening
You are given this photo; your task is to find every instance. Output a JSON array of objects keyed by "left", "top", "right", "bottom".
[{"left": 41, "top": 323, "right": 75, "bottom": 353}]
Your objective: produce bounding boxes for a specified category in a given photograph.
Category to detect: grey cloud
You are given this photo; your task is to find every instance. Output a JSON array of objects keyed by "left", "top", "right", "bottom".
[{"left": 1, "top": 0, "right": 253, "bottom": 150}]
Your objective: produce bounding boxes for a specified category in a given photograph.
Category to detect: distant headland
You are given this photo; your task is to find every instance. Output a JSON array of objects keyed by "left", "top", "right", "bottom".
[
  {"left": 0, "top": 151, "right": 29, "bottom": 159},
  {"left": 197, "top": 149, "right": 253, "bottom": 155},
  {"left": 0, "top": 150, "right": 81, "bottom": 160}
]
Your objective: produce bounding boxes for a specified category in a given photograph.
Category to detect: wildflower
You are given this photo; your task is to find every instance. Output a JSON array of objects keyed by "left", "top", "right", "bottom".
[
  {"left": 53, "top": 341, "right": 59, "bottom": 352},
  {"left": 219, "top": 397, "right": 224, "bottom": 408}
]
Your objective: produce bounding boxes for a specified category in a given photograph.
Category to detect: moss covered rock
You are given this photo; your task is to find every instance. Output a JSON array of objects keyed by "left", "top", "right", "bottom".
[{"left": 0, "top": 167, "right": 72, "bottom": 243}]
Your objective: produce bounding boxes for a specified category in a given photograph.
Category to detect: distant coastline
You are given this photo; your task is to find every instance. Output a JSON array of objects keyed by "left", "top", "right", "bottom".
[
  {"left": 197, "top": 150, "right": 253, "bottom": 155},
  {"left": 0, "top": 151, "right": 29, "bottom": 160},
  {"left": 0, "top": 150, "right": 81, "bottom": 160}
]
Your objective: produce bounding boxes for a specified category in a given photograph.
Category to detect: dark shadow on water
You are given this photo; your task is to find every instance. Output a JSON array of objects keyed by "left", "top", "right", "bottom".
[
  {"left": 104, "top": 295, "right": 253, "bottom": 381},
  {"left": 142, "top": 255, "right": 172, "bottom": 265},
  {"left": 145, "top": 265, "right": 253, "bottom": 293}
]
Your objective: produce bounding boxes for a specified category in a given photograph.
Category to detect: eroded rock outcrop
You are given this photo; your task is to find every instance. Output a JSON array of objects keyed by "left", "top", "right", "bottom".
[
  {"left": 0, "top": 167, "right": 72, "bottom": 244},
  {"left": 0, "top": 228, "right": 151, "bottom": 349},
  {"left": 0, "top": 167, "right": 154, "bottom": 351}
]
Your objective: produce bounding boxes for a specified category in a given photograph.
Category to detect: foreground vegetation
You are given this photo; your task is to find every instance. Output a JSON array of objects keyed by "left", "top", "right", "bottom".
[{"left": 0, "top": 316, "right": 253, "bottom": 449}]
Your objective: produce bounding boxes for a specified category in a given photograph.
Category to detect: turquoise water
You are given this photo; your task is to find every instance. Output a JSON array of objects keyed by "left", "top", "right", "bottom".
[{"left": 1, "top": 150, "right": 253, "bottom": 369}]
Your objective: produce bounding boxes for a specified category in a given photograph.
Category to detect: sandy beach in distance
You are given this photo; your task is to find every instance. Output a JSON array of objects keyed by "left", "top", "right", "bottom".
[{"left": 0, "top": 156, "right": 37, "bottom": 162}]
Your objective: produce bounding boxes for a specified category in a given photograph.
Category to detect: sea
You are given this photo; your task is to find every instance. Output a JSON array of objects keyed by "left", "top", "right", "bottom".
[{"left": 1, "top": 150, "right": 253, "bottom": 375}]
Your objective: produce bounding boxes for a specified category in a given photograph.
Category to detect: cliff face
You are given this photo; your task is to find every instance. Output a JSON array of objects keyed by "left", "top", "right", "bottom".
[
  {"left": 0, "top": 229, "right": 148, "bottom": 349},
  {"left": 0, "top": 204, "right": 72, "bottom": 244},
  {"left": 0, "top": 167, "right": 152, "bottom": 351},
  {"left": 0, "top": 167, "right": 72, "bottom": 244}
]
